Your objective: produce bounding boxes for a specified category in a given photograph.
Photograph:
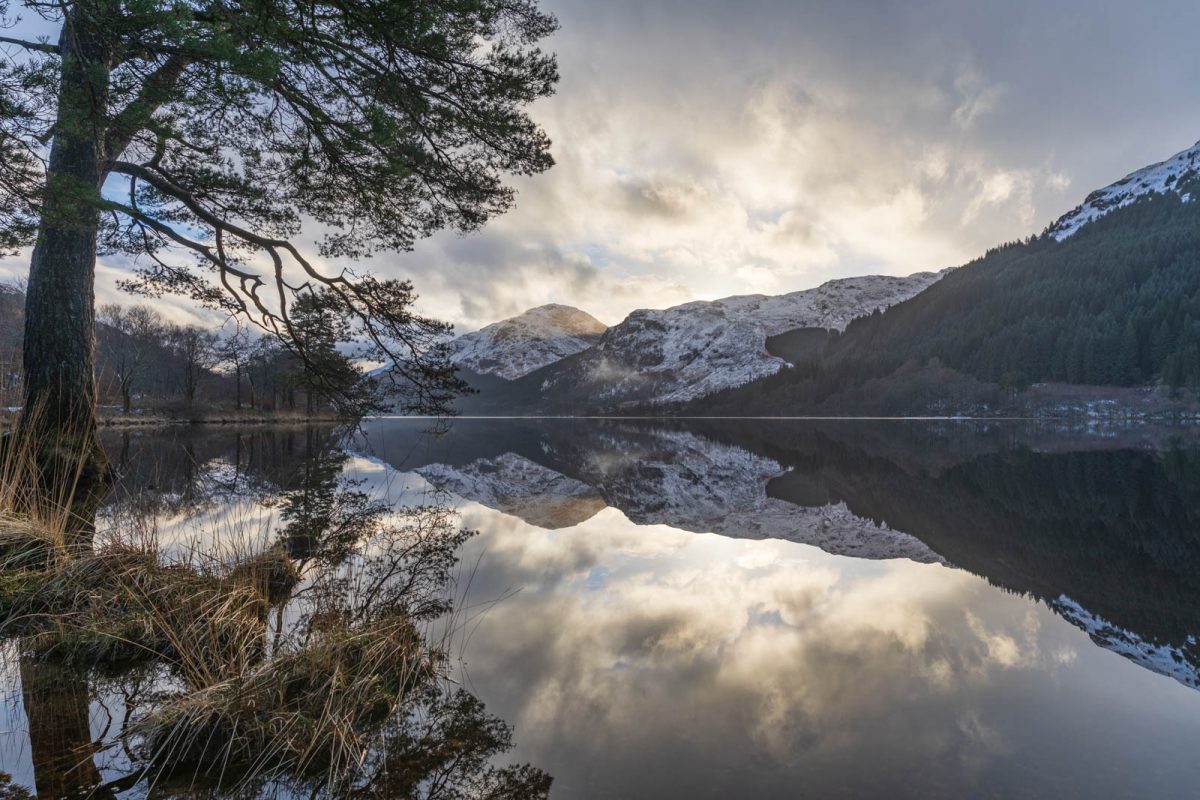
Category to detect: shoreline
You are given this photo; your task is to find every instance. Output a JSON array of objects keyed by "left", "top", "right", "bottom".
[{"left": 98, "top": 414, "right": 351, "bottom": 428}]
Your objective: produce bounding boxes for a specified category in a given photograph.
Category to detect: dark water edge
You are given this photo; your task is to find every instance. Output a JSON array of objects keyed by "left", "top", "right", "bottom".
[{"left": 1, "top": 418, "right": 1199, "bottom": 798}]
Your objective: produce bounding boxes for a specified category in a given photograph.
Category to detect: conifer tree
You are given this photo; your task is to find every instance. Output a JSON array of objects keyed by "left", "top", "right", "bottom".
[{"left": 0, "top": 0, "right": 558, "bottom": 474}]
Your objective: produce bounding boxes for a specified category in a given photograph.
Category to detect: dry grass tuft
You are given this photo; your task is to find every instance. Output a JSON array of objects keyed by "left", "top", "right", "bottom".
[
  {"left": 0, "top": 543, "right": 279, "bottom": 671},
  {"left": 228, "top": 544, "right": 301, "bottom": 606},
  {"left": 0, "top": 513, "right": 62, "bottom": 572},
  {"left": 140, "top": 612, "right": 436, "bottom": 787}
]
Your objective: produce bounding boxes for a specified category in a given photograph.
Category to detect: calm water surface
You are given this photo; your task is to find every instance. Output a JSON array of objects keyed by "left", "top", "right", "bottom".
[{"left": 3, "top": 418, "right": 1200, "bottom": 798}]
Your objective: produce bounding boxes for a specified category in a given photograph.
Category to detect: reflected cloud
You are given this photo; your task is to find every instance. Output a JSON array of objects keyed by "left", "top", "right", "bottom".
[
  {"left": 5, "top": 420, "right": 1195, "bottom": 798},
  {"left": 448, "top": 517, "right": 1198, "bottom": 798}
]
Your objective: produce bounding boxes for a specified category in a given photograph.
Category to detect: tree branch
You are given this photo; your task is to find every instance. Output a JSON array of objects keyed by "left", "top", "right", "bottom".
[
  {"left": 0, "top": 35, "right": 60, "bottom": 55},
  {"left": 107, "top": 160, "right": 460, "bottom": 407},
  {"left": 103, "top": 53, "right": 191, "bottom": 169}
]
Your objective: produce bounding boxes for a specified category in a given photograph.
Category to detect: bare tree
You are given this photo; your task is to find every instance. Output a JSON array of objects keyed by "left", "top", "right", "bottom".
[
  {"left": 216, "top": 322, "right": 254, "bottom": 411},
  {"left": 167, "top": 325, "right": 218, "bottom": 406},
  {"left": 97, "top": 304, "right": 164, "bottom": 412},
  {"left": 246, "top": 337, "right": 291, "bottom": 412}
]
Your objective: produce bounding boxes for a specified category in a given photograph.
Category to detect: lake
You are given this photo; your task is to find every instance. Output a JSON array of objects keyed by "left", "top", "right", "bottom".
[{"left": 2, "top": 418, "right": 1200, "bottom": 798}]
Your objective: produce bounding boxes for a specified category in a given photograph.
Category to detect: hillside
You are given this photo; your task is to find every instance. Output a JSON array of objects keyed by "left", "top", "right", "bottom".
[
  {"left": 1049, "top": 140, "right": 1200, "bottom": 240},
  {"left": 692, "top": 153, "right": 1200, "bottom": 416}
]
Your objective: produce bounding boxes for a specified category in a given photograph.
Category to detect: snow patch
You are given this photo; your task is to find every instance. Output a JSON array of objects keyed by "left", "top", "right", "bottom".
[
  {"left": 1052, "top": 595, "right": 1199, "bottom": 689},
  {"left": 1048, "top": 140, "right": 1200, "bottom": 241},
  {"left": 586, "top": 271, "right": 948, "bottom": 404},
  {"left": 448, "top": 304, "right": 606, "bottom": 380}
]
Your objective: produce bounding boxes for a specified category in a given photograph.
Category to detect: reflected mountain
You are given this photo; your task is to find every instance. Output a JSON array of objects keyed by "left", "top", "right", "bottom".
[
  {"left": 390, "top": 422, "right": 942, "bottom": 562},
  {"left": 6, "top": 419, "right": 1200, "bottom": 798},
  {"left": 420, "top": 454, "right": 607, "bottom": 529},
  {"left": 686, "top": 421, "right": 1200, "bottom": 687},
  {"left": 358, "top": 417, "right": 1200, "bottom": 689}
]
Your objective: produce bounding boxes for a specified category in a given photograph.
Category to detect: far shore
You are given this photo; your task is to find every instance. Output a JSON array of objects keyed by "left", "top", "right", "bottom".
[{"left": 0, "top": 407, "right": 354, "bottom": 429}]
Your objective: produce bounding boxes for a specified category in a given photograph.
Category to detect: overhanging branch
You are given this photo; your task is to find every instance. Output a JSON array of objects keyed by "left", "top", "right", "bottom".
[{"left": 0, "top": 35, "right": 60, "bottom": 55}]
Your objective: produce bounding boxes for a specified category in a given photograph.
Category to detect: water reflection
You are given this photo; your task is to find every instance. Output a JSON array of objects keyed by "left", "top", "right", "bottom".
[
  {"left": 357, "top": 418, "right": 1200, "bottom": 690},
  {"left": 408, "top": 422, "right": 942, "bottom": 561},
  {"left": 0, "top": 424, "right": 548, "bottom": 798},
  {"left": 446, "top": 526, "right": 1198, "bottom": 798},
  {"left": 1, "top": 419, "right": 1199, "bottom": 798},
  {"left": 349, "top": 418, "right": 1200, "bottom": 798},
  {"left": 19, "top": 659, "right": 109, "bottom": 799}
]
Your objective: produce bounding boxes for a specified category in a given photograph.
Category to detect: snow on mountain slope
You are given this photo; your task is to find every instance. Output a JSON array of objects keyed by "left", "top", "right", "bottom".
[
  {"left": 583, "top": 428, "right": 942, "bottom": 561},
  {"left": 1048, "top": 140, "right": 1200, "bottom": 241},
  {"left": 540, "top": 271, "right": 946, "bottom": 405},
  {"left": 449, "top": 304, "right": 607, "bottom": 380}
]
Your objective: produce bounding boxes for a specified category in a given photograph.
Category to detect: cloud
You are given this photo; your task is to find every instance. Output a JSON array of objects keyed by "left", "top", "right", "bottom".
[
  {"left": 952, "top": 64, "right": 1005, "bottom": 131},
  {"left": 10, "top": 0, "right": 1200, "bottom": 334},
  {"left": 382, "top": 65, "right": 1059, "bottom": 330},
  {"left": 1046, "top": 171, "right": 1072, "bottom": 191},
  {"left": 961, "top": 168, "right": 1038, "bottom": 227}
]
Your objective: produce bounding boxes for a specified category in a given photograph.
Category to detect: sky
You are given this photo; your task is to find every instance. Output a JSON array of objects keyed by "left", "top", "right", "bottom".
[{"left": 5, "top": 0, "right": 1200, "bottom": 332}]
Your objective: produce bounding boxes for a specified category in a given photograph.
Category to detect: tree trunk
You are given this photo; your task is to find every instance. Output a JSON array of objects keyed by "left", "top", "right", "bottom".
[
  {"left": 19, "top": 11, "right": 112, "bottom": 487},
  {"left": 234, "top": 363, "right": 243, "bottom": 410},
  {"left": 183, "top": 365, "right": 197, "bottom": 403}
]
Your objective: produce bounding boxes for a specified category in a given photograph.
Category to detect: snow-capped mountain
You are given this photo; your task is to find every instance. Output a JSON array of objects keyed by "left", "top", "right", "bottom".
[
  {"left": 535, "top": 271, "right": 947, "bottom": 407},
  {"left": 1048, "top": 140, "right": 1200, "bottom": 241},
  {"left": 449, "top": 304, "right": 606, "bottom": 380}
]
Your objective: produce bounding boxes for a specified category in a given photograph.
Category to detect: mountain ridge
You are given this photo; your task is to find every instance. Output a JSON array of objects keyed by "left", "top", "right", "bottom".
[
  {"left": 1048, "top": 139, "right": 1200, "bottom": 240},
  {"left": 439, "top": 138, "right": 1200, "bottom": 416},
  {"left": 449, "top": 270, "right": 947, "bottom": 412},
  {"left": 689, "top": 141, "right": 1200, "bottom": 416},
  {"left": 447, "top": 303, "right": 606, "bottom": 380}
]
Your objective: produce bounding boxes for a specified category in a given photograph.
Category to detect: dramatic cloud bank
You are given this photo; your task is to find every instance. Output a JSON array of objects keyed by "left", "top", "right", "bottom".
[
  {"left": 4, "top": 0, "right": 1200, "bottom": 330},
  {"left": 385, "top": 0, "right": 1200, "bottom": 330}
]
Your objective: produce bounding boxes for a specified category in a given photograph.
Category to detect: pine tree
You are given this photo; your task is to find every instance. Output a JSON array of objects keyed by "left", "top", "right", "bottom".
[{"left": 0, "top": 0, "right": 559, "bottom": 475}]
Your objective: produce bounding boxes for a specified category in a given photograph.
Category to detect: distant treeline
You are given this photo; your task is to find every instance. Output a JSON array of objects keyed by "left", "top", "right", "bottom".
[
  {"left": 691, "top": 181, "right": 1200, "bottom": 415},
  {"left": 0, "top": 285, "right": 363, "bottom": 416}
]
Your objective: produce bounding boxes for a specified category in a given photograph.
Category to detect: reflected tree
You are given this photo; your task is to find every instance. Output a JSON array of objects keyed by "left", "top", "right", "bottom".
[
  {"left": 19, "top": 658, "right": 112, "bottom": 799},
  {"left": 0, "top": 423, "right": 548, "bottom": 797}
]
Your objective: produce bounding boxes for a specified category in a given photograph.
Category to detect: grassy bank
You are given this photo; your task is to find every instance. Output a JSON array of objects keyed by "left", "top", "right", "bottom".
[{"left": 0, "top": 422, "right": 549, "bottom": 796}]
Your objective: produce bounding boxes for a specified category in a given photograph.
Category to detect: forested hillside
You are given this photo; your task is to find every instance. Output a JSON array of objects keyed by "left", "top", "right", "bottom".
[{"left": 692, "top": 181, "right": 1200, "bottom": 415}]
